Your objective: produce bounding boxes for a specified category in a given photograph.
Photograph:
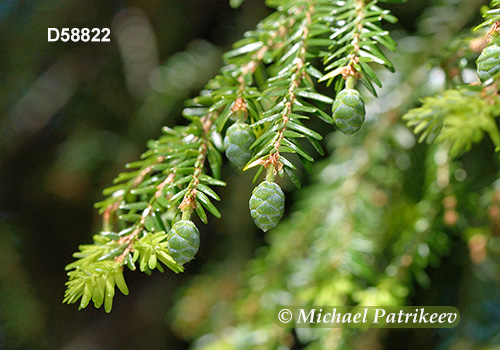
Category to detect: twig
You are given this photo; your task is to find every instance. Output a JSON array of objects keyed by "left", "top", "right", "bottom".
[{"left": 115, "top": 173, "right": 176, "bottom": 263}]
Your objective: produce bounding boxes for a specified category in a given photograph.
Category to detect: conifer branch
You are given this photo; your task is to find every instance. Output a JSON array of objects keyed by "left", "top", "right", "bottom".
[
  {"left": 343, "top": 0, "right": 364, "bottom": 80},
  {"left": 405, "top": 0, "right": 500, "bottom": 158},
  {"left": 115, "top": 173, "right": 175, "bottom": 266},
  {"left": 179, "top": 112, "right": 218, "bottom": 218},
  {"left": 403, "top": 88, "right": 500, "bottom": 157},
  {"left": 101, "top": 156, "right": 164, "bottom": 230},
  {"left": 264, "top": 3, "right": 315, "bottom": 174},
  {"left": 238, "top": 46, "right": 267, "bottom": 90},
  {"left": 64, "top": 0, "right": 403, "bottom": 312},
  {"left": 320, "top": 0, "right": 397, "bottom": 95}
]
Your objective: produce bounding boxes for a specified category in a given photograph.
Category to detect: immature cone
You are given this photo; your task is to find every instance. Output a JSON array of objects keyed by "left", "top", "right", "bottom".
[
  {"left": 167, "top": 220, "right": 200, "bottom": 265},
  {"left": 249, "top": 181, "right": 285, "bottom": 232},
  {"left": 477, "top": 35, "right": 500, "bottom": 83},
  {"left": 224, "top": 122, "right": 256, "bottom": 170},
  {"left": 332, "top": 89, "right": 366, "bottom": 135}
]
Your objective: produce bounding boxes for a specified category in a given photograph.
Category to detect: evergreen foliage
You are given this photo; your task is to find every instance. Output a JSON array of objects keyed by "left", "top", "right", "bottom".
[
  {"left": 58, "top": 1, "right": 500, "bottom": 346},
  {"left": 402, "top": 1, "right": 500, "bottom": 158},
  {"left": 403, "top": 88, "right": 500, "bottom": 157},
  {"left": 64, "top": 0, "right": 401, "bottom": 311},
  {"left": 166, "top": 1, "right": 500, "bottom": 349}
]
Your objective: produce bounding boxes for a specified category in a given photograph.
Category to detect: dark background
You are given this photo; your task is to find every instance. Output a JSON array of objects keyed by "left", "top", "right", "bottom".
[{"left": 0, "top": 1, "right": 269, "bottom": 349}]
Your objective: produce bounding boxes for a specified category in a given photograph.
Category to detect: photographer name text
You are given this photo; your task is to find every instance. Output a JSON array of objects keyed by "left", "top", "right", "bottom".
[{"left": 276, "top": 306, "right": 460, "bottom": 328}]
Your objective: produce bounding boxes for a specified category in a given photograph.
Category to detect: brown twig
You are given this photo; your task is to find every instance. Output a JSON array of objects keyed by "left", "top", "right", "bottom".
[
  {"left": 487, "top": 21, "right": 500, "bottom": 41},
  {"left": 340, "top": 0, "right": 365, "bottom": 80},
  {"left": 102, "top": 156, "right": 165, "bottom": 230},
  {"left": 179, "top": 113, "right": 216, "bottom": 212},
  {"left": 264, "top": 4, "right": 314, "bottom": 174},
  {"left": 237, "top": 16, "right": 295, "bottom": 91},
  {"left": 115, "top": 172, "right": 176, "bottom": 264}
]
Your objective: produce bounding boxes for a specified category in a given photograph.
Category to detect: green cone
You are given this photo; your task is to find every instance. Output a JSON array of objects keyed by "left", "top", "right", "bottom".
[
  {"left": 249, "top": 181, "right": 285, "bottom": 232},
  {"left": 332, "top": 89, "right": 366, "bottom": 135},
  {"left": 224, "top": 123, "right": 256, "bottom": 170},
  {"left": 167, "top": 220, "right": 200, "bottom": 265},
  {"left": 477, "top": 35, "right": 500, "bottom": 83}
]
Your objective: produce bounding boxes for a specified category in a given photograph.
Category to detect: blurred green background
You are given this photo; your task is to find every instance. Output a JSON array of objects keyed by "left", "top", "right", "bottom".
[{"left": 1, "top": 0, "right": 499, "bottom": 349}]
